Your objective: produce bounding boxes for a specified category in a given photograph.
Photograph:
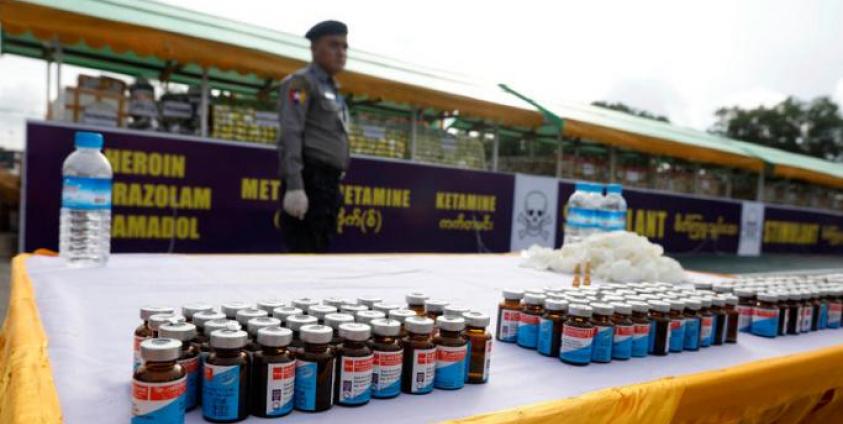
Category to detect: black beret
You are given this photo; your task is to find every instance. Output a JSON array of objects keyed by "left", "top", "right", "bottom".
[{"left": 305, "top": 20, "right": 348, "bottom": 41}]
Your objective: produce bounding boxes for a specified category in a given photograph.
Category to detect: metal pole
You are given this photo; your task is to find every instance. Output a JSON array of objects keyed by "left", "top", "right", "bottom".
[
  {"left": 756, "top": 166, "right": 765, "bottom": 201},
  {"left": 410, "top": 107, "right": 417, "bottom": 160},
  {"left": 492, "top": 124, "right": 499, "bottom": 172},
  {"left": 200, "top": 68, "right": 209, "bottom": 138},
  {"left": 693, "top": 163, "right": 701, "bottom": 194},
  {"left": 555, "top": 130, "right": 563, "bottom": 178},
  {"left": 608, "top": 146, "right": 617, "bottom": 183}
]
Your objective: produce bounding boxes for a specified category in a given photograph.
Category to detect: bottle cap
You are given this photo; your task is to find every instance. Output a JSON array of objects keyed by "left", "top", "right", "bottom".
[
  {"left": 724, "top": 295, "right": 739, "bottom": 306},
  {"left": 627, "top": 300, "right": 649, "bottom": 313},
  {"left": 524, "top": 293, "right": 547, "bottom": 305},
  {"left": 684, "top": 299, "right": 701, "bottom": 311},
  {"left": 444, "top": 304, "right": 470, "bottom": 317},
  {"left": 339, "top": 323, "right": 371, "bottom": 341},
  {"left": 462, "top": 311, "right": 490, "bottom": 328},
  {"left": 356, "top": 310, "right": 386, "bottom": 325},
  {"left": 502, "top": 289, "right": 524, "bottom": 300},
  {"left": 591, "top": 302, "right": 614, "bottom": 315},
  {"left": 693, "top": 282, "right": 713, "bottom": 291},
  {"left": 372, "top": 303, "right": 402, "bottom": 314},
  {"left": 436, "top": 316, "right": 465, "bottom": 332},
  {"left": 140, "top": 338, "right": 181, "bottom": 362},
  {"left": 181, "top": 303, "right": 213, "bottom": 319},
  {"left": 149, "top": 314, "right": 184, "bottom": 331},
  {"left": 648, "top": 300, "right": 670, "bottom": 313},
  {"left": 711, "top": 296, "right": 726, "bottom": 307},
  {"left": 210, "top": 328, "right": 248, "bottom": 349},
  {"left": 74, "top": 131, "right": 104, "bottom": 149},
  {"left": 713, "top": 285, "right": 733, "bottom": 294},
  {"left": 405, "top": 292, "right": 429, "bottom": 305},
  {"left": 357, "top": 296, "right": 383, "bottom": 309},
  {"left": 698, "top": 297, "right": 712, "bottom": 308},
  {"left": 610, "top": 302, "right": 632, "bottom": 315},
  {"left": 735, "top": 288, "right": 756, "bottom": 298},
  {"left": 568, "top": 304, "right": 593, "bottom": 318},
  {"left": 606, "top": 183, "right": 622, "bottom": 194},
  {"left": 256, "top": 298, "right": 287, "bottom": 313},
  {"left": 291, "top": 298, "right": 319, "bottom": 310},
  {"left": 272, "top": 307, "right": 303, "bottom": 323},
  {"left": 221, "top": 302, "right": 255, "bottom": 319},
  {"left": 544, "top": 299, "right": 569, "bottom": 312},
  {"left": 758, "top": 292, "right": 779, "bottom": 302},
  {"left": 204, "top": 319, "right": 240, "bottom": 335},
  {"left": 322, "top": 297, "right": 347, "bottom": 308},
  {"left": 340, "top": 304, "right": 368, "bottom": 314},
  {"left": 388, "top": 309, "right": 417, "bottom": 323},
  {"left": 424, "top": 299, "right": 449, "bottom": 312},
  {"left": 300, "top": 324, "right": 333, "bottom": 344},
  {"left": 158, "top": 322, "right": 197, "bottom": 341},
  {"left": 324, "top": 313, "right": 355, "bottom": 329},
  {"left": 404, "top": 316, "right": 434, "bottom": 334},
  {"left": 236, "top": 308, "right": 268, "bottom": 326},
  {"left": 192, "top": 311, "right": 226, "bottom": 329},
  {"left": 247, "top": 317, "right": 281, "bottom": 336},
  {"left": 140, "top": 305, "right": 175, "bottom": 321},
  {"left": 285, "top": 314, "right": 318, "bottom": 331},
  {"left": 370, "top": 318, "right": 401, "bottom": 336},
  {"left": 257, "top": 326, "right": 292, "bottom": 347},
  {"left": 308, "top": 305, "right": 338, "bottom": 320}
]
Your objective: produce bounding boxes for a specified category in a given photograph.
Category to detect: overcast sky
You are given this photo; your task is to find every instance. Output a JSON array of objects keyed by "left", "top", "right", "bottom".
[{"left": 1, "top": 0, "right": 842, "bottom": 150}]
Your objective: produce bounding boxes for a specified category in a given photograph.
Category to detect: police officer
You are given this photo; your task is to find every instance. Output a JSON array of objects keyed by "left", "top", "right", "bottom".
[{"left": 277, "top": 20, "right": 350, "bottom": 253}]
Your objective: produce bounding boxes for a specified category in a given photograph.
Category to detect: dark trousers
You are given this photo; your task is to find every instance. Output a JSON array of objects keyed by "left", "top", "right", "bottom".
[{"left": 280, "top": 161, "right": 342, "bottom": 253}]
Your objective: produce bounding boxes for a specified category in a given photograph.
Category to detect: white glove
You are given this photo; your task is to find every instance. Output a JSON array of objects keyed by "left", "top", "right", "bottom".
[{"left": 283, "top": 189, "right": 309, "bottom": 220}]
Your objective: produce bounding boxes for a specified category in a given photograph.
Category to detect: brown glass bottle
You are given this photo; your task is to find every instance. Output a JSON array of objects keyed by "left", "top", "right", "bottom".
[
  {"left": 369, "top": 319, "right": 403, "bottom": 398},
  {"left": 433, "top": 316, "right": 468, "bottom": 390},
  {"left": 401, "top": 316, "right": 436, "bottom": 394},
  {"left": 495, "top": 289, "right": 524, "bottom": 343},
  {"left": 724, "top": 295, "right": 739, "bottom": 343},
  {"left": 294, "top": 325, "right": 335, "bottom": 412},
  {"left": 389, "top": 309, "right": 418, "bottom": 339},
  {"left": 334, "top": 323, "right": 373, "bottom": 407},
  {"left": 251, "top": 327, "right": 295, "bottom": 418},
  {"left": 425, "top": 299, "right": 449, "bottom": 323},
  {"left": 776, "top": 293, "right": 789, "bottom": 336},
  {"left": 463, "top": 312, "right": 492, "bottom": 384},
  {"left": 203, "top": 328, "right": 250, "bottom": 423},
  {"left": 810, "top": 291, "right": 821, "bottom": 332},
  {"left": 134, "top": 305, "right": 174, "bottom": 371},
  {"left": 710, "top": 297, "right": 727, "bottom": 345},
  {"left": 559, "top": 304, "right": 594, "bottom": 366},
  {"left": 132, "top": 338, "right": 187, "bottom": 423},
  {"left": 648, "top": 301, "right": 670, "bottom": 356},
  {"left": 537, "top": 299, "right": 567, "bottom": 358},
  {"left": 786, "top": 292, "right": 800, "bottom": 335},
  {"left": 405, "top": 292, "right": 429, "bottom": 315},
  {"left": 158, "top": 322, "right": 200, "bottom": 411}
]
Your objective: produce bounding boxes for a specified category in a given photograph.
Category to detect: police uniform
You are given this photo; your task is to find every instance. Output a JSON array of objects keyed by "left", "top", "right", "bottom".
[{"left": 277, "top": 60, "right": 350, "bottom": 252}]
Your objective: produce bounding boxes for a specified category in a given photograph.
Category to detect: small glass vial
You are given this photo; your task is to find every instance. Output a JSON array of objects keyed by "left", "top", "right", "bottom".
[
  {"left": 724, "top": 295, "right": 740, "bottom": 343},
  {"left": 682, "top": 298, "right": 701, "bottom": 351},
  {"left": 405, "top": 292, "right": 429, "bottom": 315},
  {"left": 246, "top": 317, "right": 282, "bottom": 353},
  {"left": 132, "top": 338, "right": 186, "bottom": 424},
  {"left": 786, "top": 291, "right": 801, "bottom": 335},
  {"left": 182, "top": 303, "right": 214, "bottom": 323},
  {"left": 559, "top": 304, "right": 594, "bottom": 365},
  {"left": 810, "top": 290, "right": 821, "bottom": 332},
  {"left": 292, "top": 297, "right": 319, "bottom": 312},
  {"left": 356, "top": 310, "right": 386, "bottom": 326},
  {"left": 308, "top": 305, "right": 338, "bottom": 324},
  {"left": 627, "top": 301, "right": 650, "bottom": 357},
  {"left": 425, "top": 299, "right": 450, "bottom": 323},
  {"left": 255, "top": 298, "right": 286, "bottom": 315},
  {"left": 389, "top": 309, "right": 418, "bottom": 338},
  {"left": 648, "top": 300, "right": 671, "bottom": 356},
  {"left": 250, "top": 327, "right": 295, "bottom": 418},
  {"left": 401, "top": 316, "right": 436, "bottom": 395},
  {"left": 698, "top": 297, "right": 714, "bottom": 348},
  {"left": 286, "top": 315, "right": 318, "bottom": 354},
  {"left": 372, "top": 303, "right": 401, "bottom": 315},
  {"left": 158, "top": 322, "right": 200, "bottom": 411},
  {"left": 444, "top": 304, "right": 470, "bottom": 318},
  {"left": 236, "top": 308, "right": 268, "bottom": 329},
  {"left": 134, "top": 305, "right": 174, "bottom": 370},
  {"left": 294, "top": 324, "right": 335, "bottom": 412},
  {"left": 776, "top": 292, "right": 789, "bottom": 336},
  {"left": 357, "top": 296, "right": 383, "bottom": 310},
  {"left": 517, "top": 293, "right": 546, "bottom": 349},
  {"left": 735, "top": 288, "right": 756, "bottom": 333},
  {"left": 221, "top": 302, "right": 255, "bottom": 321},
  {"left": 590, "top": 303, "right": 614, "bottom": 363},
  {"left": 335, "top": 323, "right": 373, "bottom": 406},
  {"left": 710, "top": 296, "right": 727, "bottom": 345},
  {"left": 817, "top": 289, "right": 829, "bottom": 330},
  {"left": 324, "top": 313, "right": 355, "bottom": 348},
  {"left": 496, "top": 289, "right": 524, "bottom": 343},
  {"left": 537, "top": 299, "right": 568, "bottom": 358},
  {"left": 751, "top": 292, "right": 779, "bottom": 338},
  {"left": 463, "top": 311, "right": 492, "bottom": 384},
  {"left": 828, "top": 288, "right": 843, "bottom": 329},
  {"left": 433, "top": 316, "right": 468, "bottom": 390},
  {"left": 369, "top": 318, "right": 403, "bottom": 399},
  {"left": 610, "top": 302, "right": 633, "bottom": 360},
  {"left": 203, "top": 327, "right": 250, "bottom": 422},
  {"left": 801, "top": 291, "right": 813, "bottom": 333},
  {"left": 272, "top": 306, "right": 303, "bottom": 327},
  {"left": 667, "top": 299, "right": 686, "bottom": 353}
]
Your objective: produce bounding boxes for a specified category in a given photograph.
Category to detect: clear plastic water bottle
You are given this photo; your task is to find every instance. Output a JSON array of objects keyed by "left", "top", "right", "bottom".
[
  {"left": 602, "top": 183, "right": 628, "bottom": 232},
  {"left": 582, "top": 183, "right": 605, "bottom": 238},
  {"left": 59, "top": 132, "right": 113, "bottom": 267},
  {"left": 563, "top": 182, "right": 589, "bottom": 245}
]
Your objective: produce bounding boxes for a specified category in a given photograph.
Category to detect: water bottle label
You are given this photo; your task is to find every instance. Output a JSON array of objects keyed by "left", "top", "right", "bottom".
[
  {"left": 567, "top": 207, "right": 596, "bottom": 229},
  {"left": 62, "top": 176, "right": 112, "bottom": 210},
  {"left": 604, "top": 210, "right": 627, "bottom": 231}
]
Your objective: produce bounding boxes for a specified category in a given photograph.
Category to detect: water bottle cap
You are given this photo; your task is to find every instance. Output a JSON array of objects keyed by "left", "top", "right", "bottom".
[
  {"left": 74, "top": 132, "right": 103, "bottom": 149},
  {"left": 575, "top": 182, "right": 588, "bottom": 191},
  {"left": 606, "top": 184, "right": 623, "bottom": 194},
  {"left": 590, "top": 183, "right": 605, "bottom": 193}
]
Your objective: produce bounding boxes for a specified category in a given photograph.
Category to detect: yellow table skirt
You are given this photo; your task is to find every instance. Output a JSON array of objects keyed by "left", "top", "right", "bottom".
[{"left": 2, "top": 253, "right": 842, "bottom": 423}]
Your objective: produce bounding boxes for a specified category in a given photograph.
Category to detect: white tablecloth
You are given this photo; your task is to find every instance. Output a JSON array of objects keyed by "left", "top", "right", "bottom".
[{"left": 25, "top": 254, "right": 843, "bottom": 423}]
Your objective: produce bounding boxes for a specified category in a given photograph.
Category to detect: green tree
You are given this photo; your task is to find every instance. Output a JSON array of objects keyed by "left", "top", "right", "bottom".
[
  {"left": 591, "top": 101, "right": 670, "bottom": 123},
  {"left": 711, "top": 96, "right": 843, "bottom": 162}
]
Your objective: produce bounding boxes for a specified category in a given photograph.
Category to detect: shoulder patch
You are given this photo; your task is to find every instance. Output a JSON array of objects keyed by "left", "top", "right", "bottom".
[{"left": 287, "top": 75, "right": 309, "bottom": 106}]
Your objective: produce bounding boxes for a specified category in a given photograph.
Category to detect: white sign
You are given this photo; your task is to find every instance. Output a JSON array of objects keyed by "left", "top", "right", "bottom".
[
  {"left": 738, "top": 201, "right": 765, "bottom": 256},
  {"left": 510, "top": 174, "right": 559, "bottom": 251}
]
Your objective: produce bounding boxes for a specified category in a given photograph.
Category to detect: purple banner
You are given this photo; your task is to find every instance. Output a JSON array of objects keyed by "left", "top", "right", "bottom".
[
  {"left": 23, "top": 121, "right": 513, "bottom": 253},
  {"left": 555, "top": 182, "right": 742, "bottom": 254},
  {"left": 762, "top": 206, "right": 843, "bottom": 254}
]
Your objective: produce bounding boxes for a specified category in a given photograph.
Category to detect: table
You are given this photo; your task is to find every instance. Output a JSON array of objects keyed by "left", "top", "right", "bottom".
[{"left": 2, "top": 253, "right": 843, "bottom": 423}]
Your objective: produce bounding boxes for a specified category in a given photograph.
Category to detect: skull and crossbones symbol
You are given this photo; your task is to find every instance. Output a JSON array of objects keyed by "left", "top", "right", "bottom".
[{"left": 517, "top": 190, "right": 551, "bottom": 240}]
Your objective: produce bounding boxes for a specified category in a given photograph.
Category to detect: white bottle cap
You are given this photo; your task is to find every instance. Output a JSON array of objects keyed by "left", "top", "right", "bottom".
[
  {"left": 191, "top": 311, "right": 225, "bottom": 329},
  {"left": 370, "top": 318, "right": 402, "bottom": 337},
  {"left": 372, "top": 303, "right": 402, "bottom": 314},
  {"left": 668, "top": 299, "right": 686, "bottom": 311},
  {"left": 524, "top": 293, "right": 546, "bottom": 305},
  {"left": 257, "top": 326, "right": 292, "bottom": 347},
  {"left": 272, "top": 307, "right": 303, "bottom": 323},
  {"left": 610, "top": 302, "right": 632, "bottom": 315},
  {"left": 210, "top": 328, "right": 248, "bottom": 349},
  {"left": 247, "top": 317, "right": 281, "bottom": 336},
  {"left": 648, "top": 300, "right": 670, "bottom": 313},
  {"left": 424, "top": 299, "right": 449, "bottom": 312},
  {"left": 758, "top": 292, "right": 779, "bottom": 303},
  {"left": 684, "top": 299, "right": 701, "bottom": 311},
  {"left": 356, "top": 310, "right": 386, "bottom": 325},
  {"left": 405, "top": 292, "right": 429, "bottom": 305},
  {"left": 627, "top": 301, "right": 649, "bottom": 313},
  {"left": 181, "top": 303, "right": 213, "bottom": 319},
  {"left": 140, "top": 338, "right": 181, "bottom": 362},
  {"left": 308, "top": 305, "right": 338, "bottom": 320},
  {"left": 444, "top": 304, "right": 471, "bottom": 317},
  {"left": 357, "top": 296, "right": 383, "bottom": 309},
  {"left": 158, "top": 322, "right": 197, "bottom": 342},
  {"left": 204, "top": 319, "right": 240, "bottom": 335},
  {"left": 236, "top": 308, "right": 268, "bottom": 326},
  {"left": 388, "top": 309, "right": 417, "bottom": 323},
  {"left": 324, "top": 313, "right": 355, "bottom": 329},
  {"left": 502, "top": 289, "right": 524, "bottom": 300},
  {"left": 322, "top": 297, "right": 347, "bottom": 308},
  {"left": 436, "top": 316, "right": 465, "bottom": 332},
  {"left": 341, "top": 304, "right": 369, "bottom": 314},
  {"left": 285, "top": 314, "right": 318, "bottom": 331},
  {"left": 221, "top": 302, "right": 255, "bottom": 319},
  {"left": 568, "top": 304, "right": 593, "bottom": 318},
  {"left": 149, "top": 314, "right": 184, "bottom": 331},
  {"left": 339, "top": 323, "right": 371, "bottom": 341},
  {"left": 544, "top": 299, "right": 569, "bottom": 312},
  {"left": 462, "top": 311, "right": 490, "bottom": 328},
  {"left": 291, "top": 298, "right": 319, "bottom": 310},
  {"left": 591, "top": 302, "right": 614, "bottom": 316},
  {"left": 404, "top": 316, "right": 434, "bottom": 334},
  {"left": 140, "top": 305, "right": 174, "bottom": 321},
  {"left": 256, "top": 298, "right": 287, "bottom": 314},
  {"left": 300, "top": 324, "right": 333, "bottom": 344}
]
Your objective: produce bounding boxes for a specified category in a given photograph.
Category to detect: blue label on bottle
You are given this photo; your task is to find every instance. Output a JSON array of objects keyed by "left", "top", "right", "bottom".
[
  {"left": 683, "top": 318, "right": 700, "bottom": 350},
  {"left": 517, "top": 314, "right": 539, "bottom": 348},
  {"left": 338, "top": 355, "right": 371, "bottom": 406},
  {"left": 132, "top": 377, "right": 186, "bottom": 424},
  {"left": 567, "top": 207, "right": 597, "bottom": 229},
  {"left": 371, "top": 350, "right": 402, "bottom": 398},
  {"left": 434, "top": 345, "right": 467, "bottom": 389},
  {"left": 179, "top": 356, "right": 200, "bottom": 410},
  {"left": 603, "top": 210, "right": 627, "bottom": 231},
  {"left": 62, "top": 176, "right": 112, "bottom": 210},
  {"left": 647, "top": 321, "right": 656, "bottom": 353},
  {"left": 818, "top": 304, "right": 828, "bottom": 330},
  {"left": 632, "top": 323, "right": 649, "bottom": 357},
  {"left": 294, "top": 360, "right": 318, "bottom": 410},
  {"left": 669, "top": 320, "right": 685, "bottom": 352},
  {"left": 560, "top": 325, "right": 594, "bottom": 364},
  {"left": 537, "top": 317, "right": 555, "bottom": 355},
  {"left": 202, "top": 363, "right": 240, "bottom": 421},
  {"left": 751, "top": 307, "right": 779, "bottom": 338},
  {"left": 591, "top": 325, "right": 613, "bottom": 363},
  {"left": 612, "top": 325, "right": 633, "bottom": 360}
]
